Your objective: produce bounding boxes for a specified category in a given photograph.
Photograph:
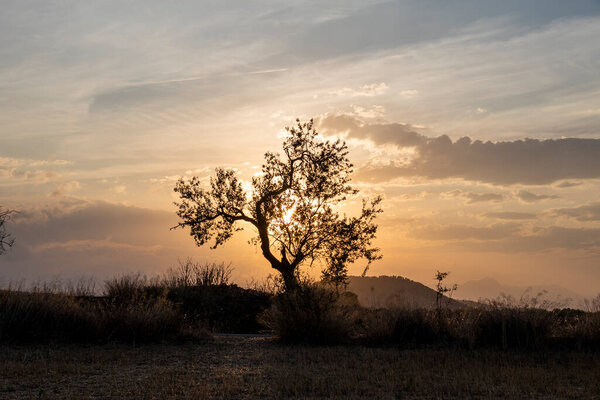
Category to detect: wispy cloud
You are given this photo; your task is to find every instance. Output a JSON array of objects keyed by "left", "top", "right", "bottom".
[
  {"left": 444, "top": 189, "right": 505, "bottom": 204},
  {"left": 484, "top": 211, "right": 537, "bottom": 220},
  {"left": 553, "top": 202, "right": 600, "bottom": 222},
  {"left": 410, "top": 223, "right": 521, "bottom": 241}
]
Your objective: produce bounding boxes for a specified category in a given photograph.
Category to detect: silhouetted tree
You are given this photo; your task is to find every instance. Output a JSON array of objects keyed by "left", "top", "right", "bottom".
[
  {"left": 174, "top": 119, "right": 382, "bottom": 291},
  {"left": 434, "top": 270, "right": 457, "bottom": 309},
  {"left": 0, "top": 207, "right": 15, "bottom": 255}
]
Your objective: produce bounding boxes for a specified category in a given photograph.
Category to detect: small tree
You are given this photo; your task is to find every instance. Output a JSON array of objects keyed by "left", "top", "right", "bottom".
[
  {"left": 0, "top": 207, "right": 15, "bottom": 255},
  {"left": 434, "top": 270, "right": 457, "bottom": 309},
  {"left": 173, "top": 119, "right": 382, "bottom": 291}
]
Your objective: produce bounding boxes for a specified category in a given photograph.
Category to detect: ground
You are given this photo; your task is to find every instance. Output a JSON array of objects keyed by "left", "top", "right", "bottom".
[{"left": 1, "top": 338, "right": 599, "bottom": 399}]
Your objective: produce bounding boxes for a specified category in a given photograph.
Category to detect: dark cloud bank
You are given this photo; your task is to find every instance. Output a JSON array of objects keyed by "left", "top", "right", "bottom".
[
  {"left": 319, "top": 115, "right": 600, "bottom": 185},
  {"left": 0, "top": 199, "right": 198, "bottom": 281}
]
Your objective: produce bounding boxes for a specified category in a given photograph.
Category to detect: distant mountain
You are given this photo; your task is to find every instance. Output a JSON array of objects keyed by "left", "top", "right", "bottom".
[
  {"left": 456, "top": 277, "right": 586, "bottom": 308},
  {"left": 347, "top": 275, "right": 467, "bottom": 309}
]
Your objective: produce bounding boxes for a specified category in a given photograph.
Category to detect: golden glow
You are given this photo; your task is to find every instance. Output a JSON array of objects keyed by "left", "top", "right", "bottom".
[{"left": 282, "top": 206, "right": 295, "bottom": 224}]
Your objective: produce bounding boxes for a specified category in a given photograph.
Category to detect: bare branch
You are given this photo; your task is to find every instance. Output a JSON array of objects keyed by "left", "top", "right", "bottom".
[{"left": 0, "top": 207, "right": 16, "bottom": 255}]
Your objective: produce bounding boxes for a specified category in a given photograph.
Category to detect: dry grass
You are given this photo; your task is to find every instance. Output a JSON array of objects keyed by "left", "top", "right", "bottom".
[
  {"left": 0, "top": 337, "right": 599, "bottom": 399},
  {"left": 260, "top": 285, "right": 600, "bottom": 349},
  {"left": 0, "top": 289, "right": 202, "bottom": 344}
]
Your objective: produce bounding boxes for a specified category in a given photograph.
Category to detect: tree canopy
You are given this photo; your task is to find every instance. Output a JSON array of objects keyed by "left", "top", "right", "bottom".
[{"left": 173, "top": 119, "right": 382, "bottom": 290}]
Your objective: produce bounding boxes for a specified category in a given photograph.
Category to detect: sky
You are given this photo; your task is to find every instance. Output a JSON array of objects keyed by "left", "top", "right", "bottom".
[{"left": 1, "top": 0, "right": 600, "bottom": 296}]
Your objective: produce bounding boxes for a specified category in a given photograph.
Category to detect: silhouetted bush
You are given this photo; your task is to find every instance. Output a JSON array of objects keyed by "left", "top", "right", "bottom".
[
  {"left": 167, "top": 284, "right": 270, "bottom": 333},
  {"left": 162, "top": 259, "right": 232, "bottom": 287},
  {"left": 553, "top": 309, "right": 600, "bottom": 349},
  {"left": 0, "top": 289, "right": 201, "bottom": 344},
  {"left": 104, "top": 273, "right": 154, "bottom": 303},
  {"left": 0, "top": 291, "right": 97, "bottom": 343},
  {"left": 3, "top": 268, "right": 599, "bottom": 349},
  {"left": 101, "top": 262, "right": 270, "bottom": 333},
  {"left": 357, "top": 307, "right": 457, "bottom": 347},
  {"left": 467, "top": 307, "right": 552, "bottom": 349},
  {"left": 259, "top": 285, "right": 355, "bottom": 345}
]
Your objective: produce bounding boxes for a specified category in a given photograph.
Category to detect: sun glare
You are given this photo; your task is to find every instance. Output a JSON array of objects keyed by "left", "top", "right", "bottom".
[{"left": 282, "top": 206, "right": 295, "bottom": 224}]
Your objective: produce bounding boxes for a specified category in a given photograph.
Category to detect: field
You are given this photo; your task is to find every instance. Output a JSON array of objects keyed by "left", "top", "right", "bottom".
[{"left": 1, "top": 337, "right": 599, "bottom": 399}]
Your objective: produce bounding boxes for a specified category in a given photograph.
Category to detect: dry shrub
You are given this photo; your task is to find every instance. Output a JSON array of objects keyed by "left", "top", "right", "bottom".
[
  {"left": 0, "top": 290, "right": 97, "bottom": 343},
  {"left": 354, "top": 309, "right": 397, "bottom": 344},
  {"left": 101, "top": 299, "right": 186, "bottom": 343},
  {"left": 104, "top": 273, "right": 153, "bottom": 302},
  {"left": 161, "top": 259, "right": 232, "bottom": 288},
  {"left": 259, "top": 285, "right": 354, "bottom": 345},
  {"left": 555, "top": 309, "right": 600, "bottom": 349},
  {"left": 357, "top": 308, "right": 447, "bottom": 346},
  {"left": 462, "top": 307, "right": 552, "bottom": 349},
  {"left": 0, "top": 289, "right": 202, "bottom": 344},
  {"left": 103, "top": 262, "right": 269, "bottom": 334}
]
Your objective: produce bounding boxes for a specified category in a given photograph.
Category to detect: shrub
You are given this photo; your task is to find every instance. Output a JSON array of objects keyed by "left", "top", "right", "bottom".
[
  {"left": 101, "top": 299, "right": 186, "bottom": 343},
  {"left": 357, "top": 307, "right": 448, "bottom": 346},
  {"left": 259, "top": 285, "right": 354, "bottom": 345},
  {"left": 0, "top": 289, "right": 204, "bottom": 344},
  {"left": 102, "top": 263, "right": 270, "bottom": 333},
  {"left": 554, "top": 309, "right": 600, "bottom": 349},
  {"left": 465, "top": 307, "right": 552, "bottom": 349},
  {"left": 0, "top": 290, "right": 97, "bottom": 343},
  {"left": 104, "top": 273, "right": 152, "bottom": 303},
  {"left": 161, "top": 259, "right": 232, "bottom": 288},
  {"left": 166, "top": 284, "right": 271, "bottom": 333}
]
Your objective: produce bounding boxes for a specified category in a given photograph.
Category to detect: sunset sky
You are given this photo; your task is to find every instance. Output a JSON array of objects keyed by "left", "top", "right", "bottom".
[{"left": 1, "top": 1, "right": 600, "bottom": 296}]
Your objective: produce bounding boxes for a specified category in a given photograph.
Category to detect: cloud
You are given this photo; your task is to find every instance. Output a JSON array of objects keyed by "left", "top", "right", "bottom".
[
  {"left": 51, "top": 181, "right": 81, "bottom": 197},
  {"left": 475, "top": 227, "right": 600, "bottom": 253},
  {"left": 0, "top": 157, "right": 72, "bottom": 168},
  {"left": 484, "top": 211, "right": 537, "bottom": 220},
  {"left": 409, "top": 222, "right": 520, "bottom": 241},
  {"left": 328, "top": 83, "right": 388, "bottom": 98},
  {"left": 31, "top": 238, "right": 164, "bottom": 254},
  {"left": 555, "top": 181, "right": 582, "bottom": 188},
  {"left": 445, "top": 189, "right": 504, "bottom": 204},
  {"left": 0, "top": 168, "right": 61, "bottom": 184},
  {"left": 10, "top": 199, "right": 177, "bottom": 247},
  {"left": 318, "top": 114, "right": 425, "bottom": 147},
  {"left": 0, "top": 199, "right": 197, "bottom": 280},
  {"left": 0, "top": 198, "right": 265, "bottom": 282},
  {"left": 320, "top": 116, "right": 600, "bottom": 185},
  {"left": 515, "top": 190, "right": 559, "bottom": 203},
  {"left": 553, "top": 202, "right": 600, "bottom": 222},
  {"left": 410, "top": 224, "right": 600, "bottom": 253},
  {"left": 290, "top": 0, "right": 600, "bottom": 62},
  {"left": 400, "top": 89, "right": 418, "bottom": 96},
  {"left": 350, "top": 105, "right": 386, "bottom": 119},
  {"left": 112, "top": 185, "right": 127, "bottom": 194},
  {"left": 0, "top": 157, "right": 72, "bottom": 186}
]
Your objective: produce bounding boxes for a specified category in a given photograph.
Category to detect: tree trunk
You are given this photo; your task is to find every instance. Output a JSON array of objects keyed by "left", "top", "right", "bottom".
[
  {"left": 272, "top": 262, "right": 299, "bottom": 292},
  {"left": 281, "top": 269, "right": 299, "bottom": 292}
]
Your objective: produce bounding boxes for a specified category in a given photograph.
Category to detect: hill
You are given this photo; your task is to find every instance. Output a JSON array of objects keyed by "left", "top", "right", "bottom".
[{"left": 347, "top": 275, "right": 467, "bottom": 309}]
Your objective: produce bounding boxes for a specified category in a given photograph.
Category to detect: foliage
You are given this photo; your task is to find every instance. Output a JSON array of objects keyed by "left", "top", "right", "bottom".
[
  {"left": 259, "top": 284, "right": 355, "bottom": 344},
  {"left": 173, "top": 119, "right": 382, "bottom": 290},
  {"left": 0, "top": 207, "right": 15, "bottom": 255}
]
